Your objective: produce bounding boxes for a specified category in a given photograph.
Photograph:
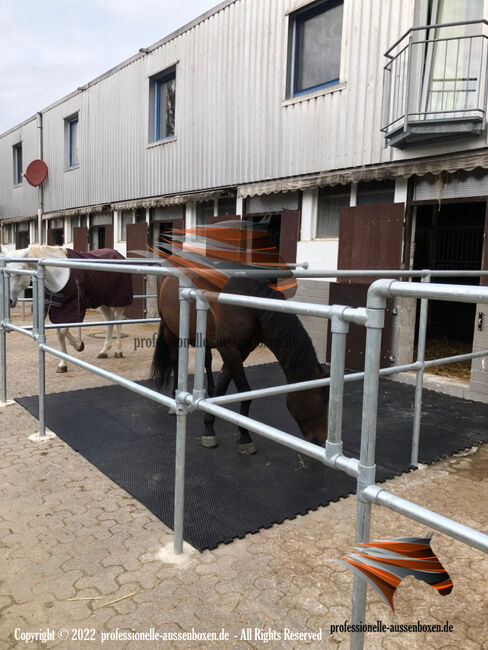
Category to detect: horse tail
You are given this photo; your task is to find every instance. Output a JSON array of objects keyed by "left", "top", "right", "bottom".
[{"left": 150, "top": 319, "right": 172, "bottom": 390}]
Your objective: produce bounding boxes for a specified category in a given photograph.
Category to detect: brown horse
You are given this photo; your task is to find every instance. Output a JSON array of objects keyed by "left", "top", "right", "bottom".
[{"left": 151, "top": 275, "right": 328, "bottom": 454}]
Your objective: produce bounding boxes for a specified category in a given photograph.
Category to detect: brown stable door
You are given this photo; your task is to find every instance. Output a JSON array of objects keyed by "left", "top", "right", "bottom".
[
  {"left": 125, "top": 222, "right": 149, "bottom": 319},
  {"left": 328, "top": 203, "right": 405, "bottom": 370}
]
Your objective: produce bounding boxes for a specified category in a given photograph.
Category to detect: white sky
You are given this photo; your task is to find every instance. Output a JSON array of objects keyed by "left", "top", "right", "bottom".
[{"left": 0, "top": 0, "right": 221, "bottom": 134}]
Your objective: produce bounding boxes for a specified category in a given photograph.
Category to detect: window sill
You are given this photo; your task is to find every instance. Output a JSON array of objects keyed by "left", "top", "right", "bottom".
[
  {"left": 282, "top": 82, "right": 346, "bottom": 108},
  {"left": 147, "top": 136, "right": 177, "bottom": 149},
  {"left": 13, "top": 182, "right": 23, "bottom": 188},
  {"left": 64, "top": 165, "right": 80, "bottom": 172},
  {"left": 312, "top": 237, "right": 339, "bottom": 241}
]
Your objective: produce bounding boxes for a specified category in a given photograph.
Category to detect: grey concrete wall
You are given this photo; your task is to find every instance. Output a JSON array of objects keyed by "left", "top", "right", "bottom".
[
  {"left": 470, "top": 303, "right": 488, "bottom": 402},
  {"left": 294, "top": 279, "right": 330, "bottom": 364},
  {"left": 390, "top": 296, "right": 416, "bottom": 366}
]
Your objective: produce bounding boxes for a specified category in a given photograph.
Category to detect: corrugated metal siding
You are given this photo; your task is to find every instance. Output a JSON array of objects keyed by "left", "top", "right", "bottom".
[
  {"left": 414, "top": 170, "right": 488, "bottom": 201},
  {"left": 3, "top": 0, "right": 468, "bottom": 219},
  {"left": 0, "top": 119, "right": 39, "bottom": 218}
]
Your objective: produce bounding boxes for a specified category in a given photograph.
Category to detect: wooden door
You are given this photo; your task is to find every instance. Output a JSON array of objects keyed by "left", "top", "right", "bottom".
[
  {"left": 279, "top": 210, "right": 300, "bottom": 264},
  {"left": 125, "top": 222, "right": 148, "bottom": 319},
  {"left": 329, "top": 203, "right": 405, "bottom": 369},
  {"left": 73, "top": 226, "right": 88, "bottom": 252},
  {"left": 104, "top": 224, "right": 114, "bottom": 249}
]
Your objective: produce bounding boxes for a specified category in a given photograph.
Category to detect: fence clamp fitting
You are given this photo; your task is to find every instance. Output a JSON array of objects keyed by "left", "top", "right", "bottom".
[
  {"left": 357, "top": 463, "right": 376, "bottom": 502},
  {"left": 179, "top": 288, "right": 193, "bottom": 301},
  {"left": 329, "top": 306, "right": 350, "bottom": 334},
  {"left": 174, "top": 391, "right": 191, "bottom": 415},
  {"left": 365, "top": 307, "right": 385, "bottom": 330},
  {"left": 325, "top": 440, "right": 343, "bottom": 466}
]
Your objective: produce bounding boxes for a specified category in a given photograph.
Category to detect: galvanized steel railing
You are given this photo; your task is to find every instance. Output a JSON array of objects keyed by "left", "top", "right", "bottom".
[
  {"left": 1, "top": 257, "right": 488, "bottom": 650},
  {"left": 381, "top": 19, "right": 488, "bottom": 143}
]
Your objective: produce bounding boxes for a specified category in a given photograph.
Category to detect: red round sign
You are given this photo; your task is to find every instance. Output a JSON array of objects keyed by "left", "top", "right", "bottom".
[{"left": 25, "top": 159, "right": 48, "bottom": 187}]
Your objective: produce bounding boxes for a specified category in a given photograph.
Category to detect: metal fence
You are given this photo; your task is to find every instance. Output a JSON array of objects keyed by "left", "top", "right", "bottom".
[
  {"left": 1, "top": 256, "right": 488, "bottom": 650},
  {"left": 381, "top": 19, "right": 488, "bottom": 145}
]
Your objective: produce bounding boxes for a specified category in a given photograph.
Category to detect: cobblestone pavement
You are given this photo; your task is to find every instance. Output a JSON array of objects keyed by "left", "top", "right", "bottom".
[{"left": 1, "top": 309, "right": 488, "bottom": 649}]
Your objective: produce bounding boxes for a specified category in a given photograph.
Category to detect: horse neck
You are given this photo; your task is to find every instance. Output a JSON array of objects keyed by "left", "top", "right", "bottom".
[
  {"left": 28, "top": 246, "right": 70, "bottom": 293},
  {"left": 259, "top": 311, "right": 321, "bottom": 384}
]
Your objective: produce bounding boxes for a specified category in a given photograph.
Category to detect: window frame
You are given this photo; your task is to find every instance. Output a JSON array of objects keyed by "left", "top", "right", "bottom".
[
  {"left": 154, "top": 69, "right": 176, "bottom": 142},
  {"left": 13, "top": 142, "right": 23, "bottom": 186},
  {"left": 68, "top": 116, "right": 79, "bottom": 168},
  {"left": 314, "top": 184, "right": 351, "bottom": 239},
  {"left": 289, "top": 0, "right": 344, "bottom": 98}
]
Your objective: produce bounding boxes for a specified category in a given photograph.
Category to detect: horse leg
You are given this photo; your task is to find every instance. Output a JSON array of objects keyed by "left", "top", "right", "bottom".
[
  {"left": 205, "top": 347, "right": 215, "bottom": 396},
  {"left": 97, "top": 305, "right": 114, "bottom": 359},
  {"left": 65, "top": 327, "right": 85, "bottom": 352},
  {"left": 216, "top": 346, "right": 256, "bottom": 455},
  {"left": 113, "top": 306, "right": 124, "bottom": 358},
  {"left": 56, "top": 328, "right": 69, "bottom": 373},
  {"left": 201, "top": 367, "right": 232, "bottom": 448}
]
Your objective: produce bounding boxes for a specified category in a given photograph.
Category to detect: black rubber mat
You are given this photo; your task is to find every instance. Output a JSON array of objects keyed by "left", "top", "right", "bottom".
[{"left": 16, "top": 363, "right": 488, "bottom": 551}]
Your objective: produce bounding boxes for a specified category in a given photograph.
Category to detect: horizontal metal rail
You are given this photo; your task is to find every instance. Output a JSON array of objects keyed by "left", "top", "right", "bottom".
[
  {"left": 208, "top": 348, "right": 488, "bottom": 405},
  {"left": 363, "top": 485, "right": 488, "bottom": 554},
  {"left": 40, "top": 343, "right": 176, "bottom": 411},
  {"left": 19, "top": 318, "right": 161, "bottom": 331},
  {"left": 187, "top": 394, "right": 359, "bottom": 476}
]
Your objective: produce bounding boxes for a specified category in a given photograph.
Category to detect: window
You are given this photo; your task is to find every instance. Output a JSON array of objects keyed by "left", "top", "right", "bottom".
[
  {"left": 356, "top": 180, "right": 395, "bottom": 206},
  {"left": 196, "top": 200, "right": 214, "bottom": 225},
  {"left": 119, "top": 211, "right": 134, "bottom": 242},
  {"left": 150, "top": 67, "right": 176, "bottom": 142},
  {"left": 65, "top": 114, "right": 79, "bottom": 168},
  {"left": 288, "top": 0, "right": 344, "bottom": 97},
  {"left": 13, "top": 143, "right": 22, "bottom": 185},
  {"left": 316, "top": 185, "right": 350, "bottom": 238},
  {"left": 217, "top": 197, "right": 237, "bottom": 216}
]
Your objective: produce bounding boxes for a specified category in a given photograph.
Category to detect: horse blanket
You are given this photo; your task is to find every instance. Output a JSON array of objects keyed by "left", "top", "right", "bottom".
[{"left": 44, "top": 249, "right": 133, "bottom": 324}]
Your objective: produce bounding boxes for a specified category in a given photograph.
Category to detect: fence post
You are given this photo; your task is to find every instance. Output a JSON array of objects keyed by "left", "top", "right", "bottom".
[
  {"left": 411, "top": 273, "right": 430, "bottom": 467},
  {"left": 0, "top": 259, "right": 7, "bottom": 405},
  {"left": 193, "top": 290, "right": 209, "bottom": 402},
  {"left": 37, "top": 264, "right": 46, "bottom": 437},
  {"left": 173, "top": 275, "right": 192, "bottom": 554},
  {"left": 350, "top": 285, "right": 386, "bottom": 650},
  {"left": 326, "top": 311, "right": 349, "bottom": 458}
]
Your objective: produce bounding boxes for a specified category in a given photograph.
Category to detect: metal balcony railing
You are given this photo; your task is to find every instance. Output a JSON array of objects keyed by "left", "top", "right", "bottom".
[{"left": 381, "top": 20, "right": 488, "bottom": 147}]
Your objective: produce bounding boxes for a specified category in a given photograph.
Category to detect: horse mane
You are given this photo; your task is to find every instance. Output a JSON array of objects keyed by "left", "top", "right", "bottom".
[
  {"left": 225, "top": 277, "right": 323, "bottom": 381},
  {"left": 27, "top": 245, "right": 67, "bottom": 259}
]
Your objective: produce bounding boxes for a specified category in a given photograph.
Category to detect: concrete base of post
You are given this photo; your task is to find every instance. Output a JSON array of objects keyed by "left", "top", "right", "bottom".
[
  {"left": 156, "top": 541, "right": 197, "bottom": 566},
  {"left": 28, "top": 429, "right": 57, "bottom": 443},
  {"left": 0, "top": 400, "right": 15, "bottom": 408}
]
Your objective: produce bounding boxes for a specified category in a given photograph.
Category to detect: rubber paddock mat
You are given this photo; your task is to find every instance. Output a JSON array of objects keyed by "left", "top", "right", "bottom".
[{"left": 16, "top": 363, "right": 488, "bottom": 551}]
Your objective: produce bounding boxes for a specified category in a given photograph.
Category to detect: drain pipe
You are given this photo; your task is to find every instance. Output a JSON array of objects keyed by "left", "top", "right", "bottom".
[{"left": 36, "top": 112, "right": 44, "bottom": 244}]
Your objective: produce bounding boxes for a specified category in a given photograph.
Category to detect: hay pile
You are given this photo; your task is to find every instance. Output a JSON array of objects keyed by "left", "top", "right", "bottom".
[{"left": 421, "top": 338, "right": 471, "bottom": 381}]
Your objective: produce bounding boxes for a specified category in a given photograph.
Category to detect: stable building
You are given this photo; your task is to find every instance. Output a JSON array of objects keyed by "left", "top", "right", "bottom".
[{"left": 2, "top": 0, "right": 488, "bottom": 400}]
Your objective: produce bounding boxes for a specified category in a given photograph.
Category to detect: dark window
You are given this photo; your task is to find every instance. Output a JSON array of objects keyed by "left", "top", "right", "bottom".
[
  {"left": 217, "top": 197, "right": 237, "bottom": 216},
  {"left": 316, "top": 185, "right": 350, "bottom": 238},
  {"left": 357, "top": 180, "right": 396, "bottom": 206},
  {"left": 289, "top": 0, "right": 344, "bottom": 97},
  {"left": 197, "top": 200, "right": 214, "bottom": 225},
  {"left": 13, "top": 143, "right": 22, "bottom": 185}
]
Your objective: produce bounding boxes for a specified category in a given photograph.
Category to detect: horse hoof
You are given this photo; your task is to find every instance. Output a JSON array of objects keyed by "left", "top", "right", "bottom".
[
  {"left": 238, "top": 442, "right": 257, "bottom": 455},
  {"left": 77, "top": 342, "right": 85, "bottom": 352},
  {"left": 114, "top": 352, "right": 123, "bottom": 358},
  {"left": 97, "top": 352, "right": 108, "bottom": 359},
  {"left": 56, "top": 366, "right": 68, "bottom": 374},
  {"left": 201, "top": 436, "right": 218, "bottom": 448}
]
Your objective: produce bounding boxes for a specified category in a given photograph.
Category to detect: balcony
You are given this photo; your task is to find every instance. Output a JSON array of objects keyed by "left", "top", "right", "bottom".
[{"left": 381, "top": 20, "right": 488, "bottom": 148}]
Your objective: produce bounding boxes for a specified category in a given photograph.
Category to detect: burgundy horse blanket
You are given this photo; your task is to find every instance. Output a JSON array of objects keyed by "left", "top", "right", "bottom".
[{"left": 45, "top": 249, "right": 133, "bottom": 324}]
